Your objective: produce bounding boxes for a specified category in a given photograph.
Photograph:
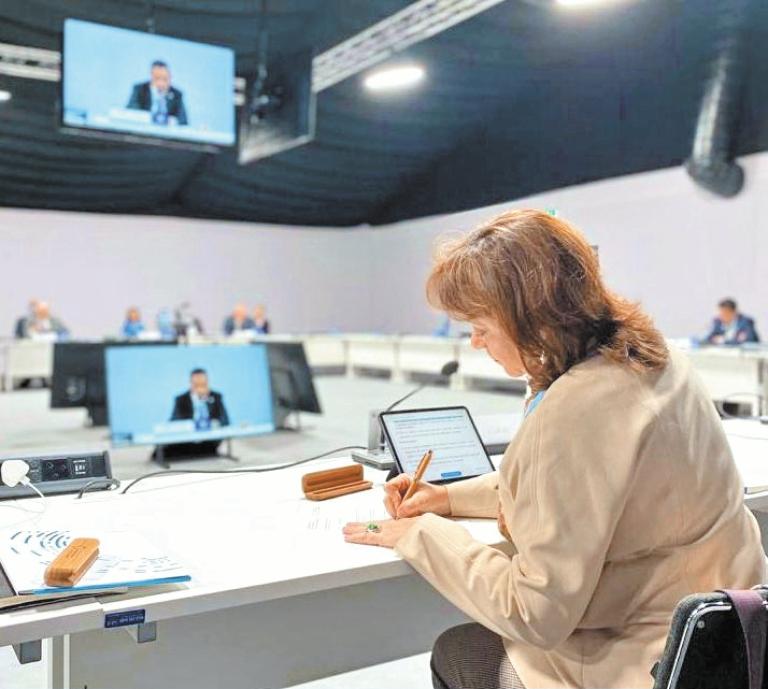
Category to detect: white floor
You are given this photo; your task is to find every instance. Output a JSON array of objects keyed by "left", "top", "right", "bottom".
[{"left": 0, "top": 374, "right": 524, "bottom": 689}]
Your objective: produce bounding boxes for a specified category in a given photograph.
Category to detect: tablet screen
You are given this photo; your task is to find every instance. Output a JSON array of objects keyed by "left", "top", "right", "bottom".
[{"left": 380, "top": 407, "right": 494, "bottom": 483}]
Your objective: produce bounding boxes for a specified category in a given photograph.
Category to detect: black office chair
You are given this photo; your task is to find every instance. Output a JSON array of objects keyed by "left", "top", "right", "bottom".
[{"left": 652, "top": 587, "right": 768, "bottom": 689}]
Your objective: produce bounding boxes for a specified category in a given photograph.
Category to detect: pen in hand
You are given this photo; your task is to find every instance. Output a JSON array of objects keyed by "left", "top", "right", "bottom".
[{"left": 401, "top": 449, "right": 434, "bottom": 504}]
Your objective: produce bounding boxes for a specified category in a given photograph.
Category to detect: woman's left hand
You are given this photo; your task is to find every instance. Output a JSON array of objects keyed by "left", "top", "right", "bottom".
[{"left": 342, "top": 517, "right": 420, "bottom": 548}]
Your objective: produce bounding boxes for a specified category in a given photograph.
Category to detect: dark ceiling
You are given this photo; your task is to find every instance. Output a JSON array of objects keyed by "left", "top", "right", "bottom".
[{"left": 0, "top": 0, "right": 766, "bottom": 227}]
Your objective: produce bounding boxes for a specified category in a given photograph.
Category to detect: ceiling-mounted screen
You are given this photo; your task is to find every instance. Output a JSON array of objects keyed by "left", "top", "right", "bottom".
[
  {"left": 61, "top": 19, "right": 235, "bottom": 148},
  {"left": 238, "top": 50, "right": 315, "bottom": 164}
]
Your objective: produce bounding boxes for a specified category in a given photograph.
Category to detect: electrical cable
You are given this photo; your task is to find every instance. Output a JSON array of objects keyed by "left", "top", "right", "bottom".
[
  {"left": 0, "top": 481, "right": 47, "bottom": 529},
  {"left": 76, "top": 478, "right": 121, "bottom": 500},
  {"left": 121, "top": 444, "right": 367, "bottom": 495}
]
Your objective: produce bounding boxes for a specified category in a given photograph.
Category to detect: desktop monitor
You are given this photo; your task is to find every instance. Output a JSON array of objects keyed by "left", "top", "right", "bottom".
[
  {"left": 51, "top": 340, "right": 174, "bottom": 426},
  {"left": 105, "top": 344, "right": 274, "bottom": 446},
  {"left": 51, "top": 342, "right": 105, "bottom": 411},
  {"left": 266, "top": 342, "right": 322, "bottom": 415},
  {"left": 61, "top": 19, "right": 236, "bottom": 149}
]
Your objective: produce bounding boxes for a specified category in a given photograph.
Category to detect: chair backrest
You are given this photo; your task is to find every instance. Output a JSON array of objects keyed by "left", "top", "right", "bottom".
[{"left": 652, "top": 588, "right": 768, "bottom": 689}]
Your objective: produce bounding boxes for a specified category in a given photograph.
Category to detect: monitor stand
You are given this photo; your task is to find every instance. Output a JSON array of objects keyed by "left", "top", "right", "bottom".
[{"left": 150, "top": 438, "right": 239, "bottom": 469}]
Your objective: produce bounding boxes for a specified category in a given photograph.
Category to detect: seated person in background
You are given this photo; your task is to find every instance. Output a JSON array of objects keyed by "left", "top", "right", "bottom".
[
  {"left": 161, "top": 368, "right": 229, "bottom": 459},
  {"left": 174, "top": 303, "right": 205, "bottom": 337},
  {"left": 14, "top": 299, "right": 38, "bottom": 338},
  {"left": 121, "top": 306, "right": 146, "bottom": 339},
  {"left": 252, "top": 304, "right": 270, "bottom": 334},
  {"left": 127, "top": 60, "right": 188, "bottom": 126},
  {"left": 223, "top": 304, "right": 255, "bottom": 335},
  {"left": 432, "top": 315, "right": 452, "bottom": 337},
  {"left": 17, "top": 301, "right": 68, "bottom": 340},
  {"left": 705, "top": 298, "right": 759, "bottom": 344},
  {"left": 156, "top": 307, "right": 176, "bottom": 340}
]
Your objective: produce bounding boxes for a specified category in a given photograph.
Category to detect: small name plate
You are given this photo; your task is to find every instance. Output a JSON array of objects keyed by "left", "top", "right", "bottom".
[{"left": 105, "top": 609, "right": 146, "bottom": 628}]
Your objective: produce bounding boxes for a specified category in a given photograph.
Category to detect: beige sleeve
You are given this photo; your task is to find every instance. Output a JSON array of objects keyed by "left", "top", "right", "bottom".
[
  {"left": 395, "top": 405, "right": 641, "bottom": 650},
  {"left": 446, "top": 471, "right": 499, "bottom": 518}
]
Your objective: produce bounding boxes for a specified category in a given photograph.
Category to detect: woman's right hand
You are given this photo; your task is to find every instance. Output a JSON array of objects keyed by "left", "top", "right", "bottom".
[{"left": 383, "top": 474, "right": 451, "bottom": 519}]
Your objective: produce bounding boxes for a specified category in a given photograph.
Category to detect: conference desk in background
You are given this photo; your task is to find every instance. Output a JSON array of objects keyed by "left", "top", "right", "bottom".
[
  {"left": 5, "top": 334, "right": 768, "bottom": 410},
  {"left": 3, "top": 420, "right": 768, "bottom": 689},
  {"left": 668, "top": 339, "right": 768, "bottom": 415},
  {"left": 0, "top": 339, "right": 54, "bottom": 391}
]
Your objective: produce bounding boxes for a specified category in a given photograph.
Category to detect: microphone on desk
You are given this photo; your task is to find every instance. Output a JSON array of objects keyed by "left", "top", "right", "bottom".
[
  {"left": 384, "top": 360, "right": 460, "bottom": 413},
  {"left": 350, "top": 360, "right": 460, "bottom": 475}
]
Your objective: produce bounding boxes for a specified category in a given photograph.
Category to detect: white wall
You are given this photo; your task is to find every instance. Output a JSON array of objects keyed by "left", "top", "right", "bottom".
[
  {"left": 368, "top": 151, "right": 768, "bottom": 338},
  {"left": 1, "top": 151, "right": 767, "bottom": 339},
  {"left": 0, "top": 210, "right": 374, "bottom": 338}
]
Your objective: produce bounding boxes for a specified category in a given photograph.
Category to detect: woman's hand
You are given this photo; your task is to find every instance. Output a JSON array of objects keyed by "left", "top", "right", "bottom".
[
  {"left": 343, "top": 518, "right": 420, "bottom": 548},
  {"left": 383, "top": 474, "right": 451, "bottom": 519}
]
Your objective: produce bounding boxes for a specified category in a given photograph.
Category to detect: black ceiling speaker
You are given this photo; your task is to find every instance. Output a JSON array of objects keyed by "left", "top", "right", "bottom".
[{"left": 685, "top": 0, "right": 749, "bottom": 198}]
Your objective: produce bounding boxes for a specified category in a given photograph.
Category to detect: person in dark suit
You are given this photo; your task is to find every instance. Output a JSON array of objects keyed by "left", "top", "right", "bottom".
[
  {"left": 171, "top": 368, "right": 229, "bottom": 428},
  {"left": 127, "top": 60, "right": 188, "bottom": 126},
  {"left": 159, "top": 368, "right": 229, "bottom": 459},
  {"left": 222, "top": 304, "right": 255, "bottom": 336},
  {"left": 252, "top": 304, "right": 270, "bottom": 334},
  {"left": 705, "top": 298, "right": 760, "bottom": 345}
]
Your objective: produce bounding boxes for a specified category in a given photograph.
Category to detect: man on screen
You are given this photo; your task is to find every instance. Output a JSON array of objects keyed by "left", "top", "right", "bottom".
[
  {"left": 157, "top": 368, "right": 229, "bottom": 460},
  {"left": 171, "top": 368, "right": 229, "bottom": 429},
  {"left": 127, "top": 60, "right": 188, "bottom": 126}
]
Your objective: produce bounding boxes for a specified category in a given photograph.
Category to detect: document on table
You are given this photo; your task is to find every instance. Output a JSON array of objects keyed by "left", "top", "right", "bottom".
[
  {"left": 0, "top": 529, "right": 191, "bottom": 594},
  {"left": 290, "top": 490, "right": 389, "bottom": 533}
]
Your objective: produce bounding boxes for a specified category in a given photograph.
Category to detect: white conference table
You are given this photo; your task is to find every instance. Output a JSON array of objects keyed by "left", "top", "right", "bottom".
[
  {"left": 0, "top": 458, "right": 501, "bottom": 689},
  {"left": 3, "top": 422, "right": 768, "bottom": 689},
  {"left": 668, "top": 340, "right": 768, "bottom": 414}
]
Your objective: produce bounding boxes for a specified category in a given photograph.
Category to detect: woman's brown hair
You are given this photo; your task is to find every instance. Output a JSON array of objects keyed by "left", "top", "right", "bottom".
[{"left": 426, "top": 209, "right": 668, "bottom": 393}]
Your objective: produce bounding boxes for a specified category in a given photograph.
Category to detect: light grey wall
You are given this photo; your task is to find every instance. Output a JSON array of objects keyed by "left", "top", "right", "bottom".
[
  {"left": 1, "top": 151, "right": 766, "bottom": 339},
  {"left": 367, "top": 151, "right": 768, "bottom": 338},
  {"left": 0, "top": 210, "right": 375, "bottom": 338}
]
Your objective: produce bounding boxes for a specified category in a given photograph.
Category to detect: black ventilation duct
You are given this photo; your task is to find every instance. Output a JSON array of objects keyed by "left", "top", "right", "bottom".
[{"left": 685, "top": 0, "right": 749, "bottom": 198}]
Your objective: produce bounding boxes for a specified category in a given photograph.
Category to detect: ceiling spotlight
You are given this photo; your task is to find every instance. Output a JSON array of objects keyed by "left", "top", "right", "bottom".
[
  {"left": 363, "top": 65, "right": 425, "bottom": 92},
  {"left": 0, "top": 90, "right": 11, "bottom": 102}
]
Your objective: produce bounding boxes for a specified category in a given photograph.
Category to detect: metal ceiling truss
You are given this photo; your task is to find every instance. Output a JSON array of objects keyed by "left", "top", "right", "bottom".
[{"left": 0, "top": 0, "right": 506, "bottom": 92}]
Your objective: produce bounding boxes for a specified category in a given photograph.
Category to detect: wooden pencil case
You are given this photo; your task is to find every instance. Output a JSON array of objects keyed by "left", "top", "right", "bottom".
[
  {"left": 302, "top": 464, "right": 373, "bottom": 501},
  {"left": 44, "top": 538, "right": 100, "bottom": 588}
]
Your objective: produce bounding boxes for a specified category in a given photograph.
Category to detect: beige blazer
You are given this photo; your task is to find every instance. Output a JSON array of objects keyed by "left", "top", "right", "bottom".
[{"left": 395, "top": 348, "right": 766, "bottom": 688}]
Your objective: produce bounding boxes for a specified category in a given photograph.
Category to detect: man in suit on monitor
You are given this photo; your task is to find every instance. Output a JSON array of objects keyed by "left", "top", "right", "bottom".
[
  {"left": 171, "top": 368, "right": 229, "bottom": 429},
  {"left": 158, "top": 368, "right": 228, "bottom": 460},
  {"left": 127, "top": 60, "right": 188, "bottom": 126}
]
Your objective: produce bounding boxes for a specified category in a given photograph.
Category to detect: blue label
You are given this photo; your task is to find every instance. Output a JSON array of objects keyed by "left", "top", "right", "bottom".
[
  {"left": 441, "top": 471, "right": 462, "bottom": 479},
  {"left": 105, "top": 609, "right": 146, "bottom": 628}
]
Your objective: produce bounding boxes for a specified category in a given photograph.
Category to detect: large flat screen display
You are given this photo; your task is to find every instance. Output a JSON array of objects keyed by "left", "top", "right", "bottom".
[
  {"left": 105, "top": 344, "right": 274, "bottom": 446},
  {"left": 62, "top": 19, "right": 235, "bottom": 147}
]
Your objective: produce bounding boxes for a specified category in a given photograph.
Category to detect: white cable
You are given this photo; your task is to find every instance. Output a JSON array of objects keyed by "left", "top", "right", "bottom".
[
  {"left": 20, "top": 478, "right": 45, "bottom": 501},
  {"left": 0, "top": 460, "right": 47, "bottom": 523}
]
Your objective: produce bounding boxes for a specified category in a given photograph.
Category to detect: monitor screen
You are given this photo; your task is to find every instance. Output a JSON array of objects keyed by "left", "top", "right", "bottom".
[
  {"left": 62, "top": 19, "right": 235, "bottom": 147},
  {"left": 52, "top": 340, "right": 175, "bottom": 426},
  {"left": 266, "top": 342, "right": 322, "bottom": 415},
  {"left": 105, "top": 344, "right": 274, "bottom": 446}
]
